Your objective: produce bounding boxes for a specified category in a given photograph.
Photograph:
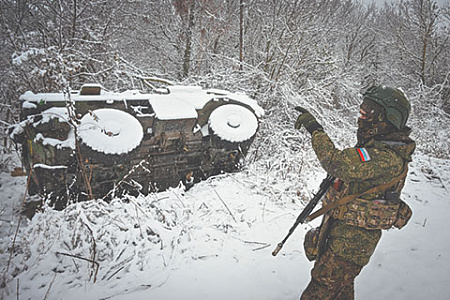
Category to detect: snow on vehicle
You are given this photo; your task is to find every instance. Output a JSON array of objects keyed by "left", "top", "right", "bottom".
[{"left": 10, "top": 84, "right": 264, "bottom": 208}]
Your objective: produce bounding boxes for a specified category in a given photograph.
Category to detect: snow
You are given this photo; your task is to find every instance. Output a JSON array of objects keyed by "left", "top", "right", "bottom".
[
  {"left": 0, "top": 153, "right": 449, "bottom": 300},
  {"left": 38, "top": 107, "right": 70, "bottom": 124},
  {"left": 34, "top": 131, "right": 76, "bottom": 150},
  {"left": 9, "top": 107, "right": 77, "bottom": 150},
  {"left": 220, "top": 92, "right": 265, "bottom": 119},
  {"left": 11, "top": 48, "right": 45, "bottom": 66},
  {"left": 14, "top": 85, "right": 264, "bottom": 150},
  {"left": 18, "top": 86, "right": 264, "bottom": 121},
  {"left": 21, "top": 101, "right": 37, "bottom": 109},
  {"left": 33, "top": 164, "right": 68, "bottom": 170},
  {"left": 2, "top": 83, "right": 448, "bottom": 300},
  {"left": 81, "top": 83, "right": 103, "bottom": 89},
  {"left": 149, "top": 95, "right": 198, "bottom": 120},
  {"left": 78, "top": 109, "right": 144, "bottom": 155},
  {"left": 209, "top": 104, "right": 259, "bottom": 142}
]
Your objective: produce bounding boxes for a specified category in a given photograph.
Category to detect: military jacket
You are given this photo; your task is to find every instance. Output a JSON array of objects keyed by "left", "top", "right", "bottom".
[{"left": 311, "top": 130, "right": 416, "bottom": 230}]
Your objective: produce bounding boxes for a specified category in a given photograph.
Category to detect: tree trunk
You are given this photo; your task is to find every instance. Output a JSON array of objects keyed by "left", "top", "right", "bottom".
[
  {"left": 239, "top": 0, "right": 244, "bottom": 70},
  {"left": 183, "top": 1, "right": 196, "bottom": 78}
]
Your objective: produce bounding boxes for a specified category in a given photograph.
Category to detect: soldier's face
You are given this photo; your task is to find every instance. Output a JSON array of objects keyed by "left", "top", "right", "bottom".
[
  {"left": 359, "top": 98, "right": 381, "bottom": 122},
  {"left": 359, "top": 103, "right": 373, "bottom": 121}
]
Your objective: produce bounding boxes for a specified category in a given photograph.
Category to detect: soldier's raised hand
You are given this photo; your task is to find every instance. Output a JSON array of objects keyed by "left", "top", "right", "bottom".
[{"left": 294, "top": 106, "right": 323, "bottom": 134}]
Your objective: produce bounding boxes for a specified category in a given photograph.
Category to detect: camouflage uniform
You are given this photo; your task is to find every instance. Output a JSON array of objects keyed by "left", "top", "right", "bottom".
[{"left": 300, "top": 129, "right": 416, "bottom": 300}]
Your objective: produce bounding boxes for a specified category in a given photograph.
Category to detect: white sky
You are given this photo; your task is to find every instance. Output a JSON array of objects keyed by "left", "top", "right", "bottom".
[{"left": 363, "top": 0, "right": 449, "bottom": 6}]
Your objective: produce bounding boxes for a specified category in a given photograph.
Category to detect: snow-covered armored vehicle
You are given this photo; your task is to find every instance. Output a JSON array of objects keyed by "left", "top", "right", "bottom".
[{"left": 10, "top": 84, "right": 264, "bottom": 207}]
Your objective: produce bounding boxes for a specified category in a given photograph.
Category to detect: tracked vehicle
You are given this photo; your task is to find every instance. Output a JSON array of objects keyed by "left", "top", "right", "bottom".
[{"left": 10, "top": 84, "right": 263, "bottom": 207}]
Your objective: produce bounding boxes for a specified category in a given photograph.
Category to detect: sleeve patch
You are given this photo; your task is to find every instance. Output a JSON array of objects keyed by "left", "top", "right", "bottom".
[{"left": 356, "top": 148, "right": 371, "bottom": 162}]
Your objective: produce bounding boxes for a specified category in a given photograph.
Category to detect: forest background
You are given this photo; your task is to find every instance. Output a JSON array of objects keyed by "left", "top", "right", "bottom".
[{"left": 1, "top": 0, "right": 450, "bottom": 163}]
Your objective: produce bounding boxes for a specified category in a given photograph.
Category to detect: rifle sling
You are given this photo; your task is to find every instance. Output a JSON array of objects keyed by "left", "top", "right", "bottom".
[{"left": 306, "top": 167, "right": 408, "bottom": 222}]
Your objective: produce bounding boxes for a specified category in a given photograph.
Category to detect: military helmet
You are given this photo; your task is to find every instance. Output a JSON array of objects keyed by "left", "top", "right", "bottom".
[{"left": 363, "top": 85, "right": 411, "bottom": 130}]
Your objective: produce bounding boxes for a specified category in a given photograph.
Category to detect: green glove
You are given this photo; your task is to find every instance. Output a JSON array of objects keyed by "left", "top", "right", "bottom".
[{"left": 294, "top": 106, "right": 323, "bottom": 134}]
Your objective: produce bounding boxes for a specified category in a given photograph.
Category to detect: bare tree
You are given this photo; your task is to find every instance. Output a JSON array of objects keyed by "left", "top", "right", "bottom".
[
  {"left": 1, "top": 0, "right": 449, "bottom": 122},
  {"left": 378, "top": 0, "right": 449, "bottom": 87}
]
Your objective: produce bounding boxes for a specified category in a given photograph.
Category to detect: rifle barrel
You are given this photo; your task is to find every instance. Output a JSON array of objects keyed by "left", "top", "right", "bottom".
[{"left": 271, "top": 174, "right": 334, "bottom": 257}]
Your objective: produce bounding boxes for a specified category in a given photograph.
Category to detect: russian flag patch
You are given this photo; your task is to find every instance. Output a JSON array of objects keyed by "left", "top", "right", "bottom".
[{"left": 356, "top": 148, "right": 371, "bottom": 162}]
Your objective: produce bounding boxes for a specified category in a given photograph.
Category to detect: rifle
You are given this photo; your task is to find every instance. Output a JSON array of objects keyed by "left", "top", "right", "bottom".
[{"left": 272, "top": 174, "right": 335, "bottom": 257}]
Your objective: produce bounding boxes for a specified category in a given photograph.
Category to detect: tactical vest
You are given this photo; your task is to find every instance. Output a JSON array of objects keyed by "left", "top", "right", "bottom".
[{"left": 321, "top": 172, "right": 412, "bottom": 230}]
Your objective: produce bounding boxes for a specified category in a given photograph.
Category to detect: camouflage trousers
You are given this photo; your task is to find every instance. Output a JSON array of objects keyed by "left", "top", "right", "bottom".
[{"left": 301, "top": 219, "right": 382, "bottom": 300}]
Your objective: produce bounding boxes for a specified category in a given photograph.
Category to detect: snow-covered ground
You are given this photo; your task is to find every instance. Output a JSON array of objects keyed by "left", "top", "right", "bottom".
[{"left": 0, "top": 152, "right": 449, "bottom": 300}]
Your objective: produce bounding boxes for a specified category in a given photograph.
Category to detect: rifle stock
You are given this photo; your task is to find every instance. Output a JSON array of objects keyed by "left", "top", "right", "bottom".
[{"left": 272, "top": 174, "right": 334, "bottom": 257}]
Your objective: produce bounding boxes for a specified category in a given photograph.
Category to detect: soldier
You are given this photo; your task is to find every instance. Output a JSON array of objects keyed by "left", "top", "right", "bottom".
[{"left": 295, "top": 85, "right": 416, "bottom": 299}]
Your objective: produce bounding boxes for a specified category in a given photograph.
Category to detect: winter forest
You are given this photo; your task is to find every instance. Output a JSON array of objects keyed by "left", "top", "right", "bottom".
[
  {"left": 1, "top": 0, "right": 450, "bottom": 156},
  {"left": 1, "top": 0, "right": 450, "bottom": 299}
]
